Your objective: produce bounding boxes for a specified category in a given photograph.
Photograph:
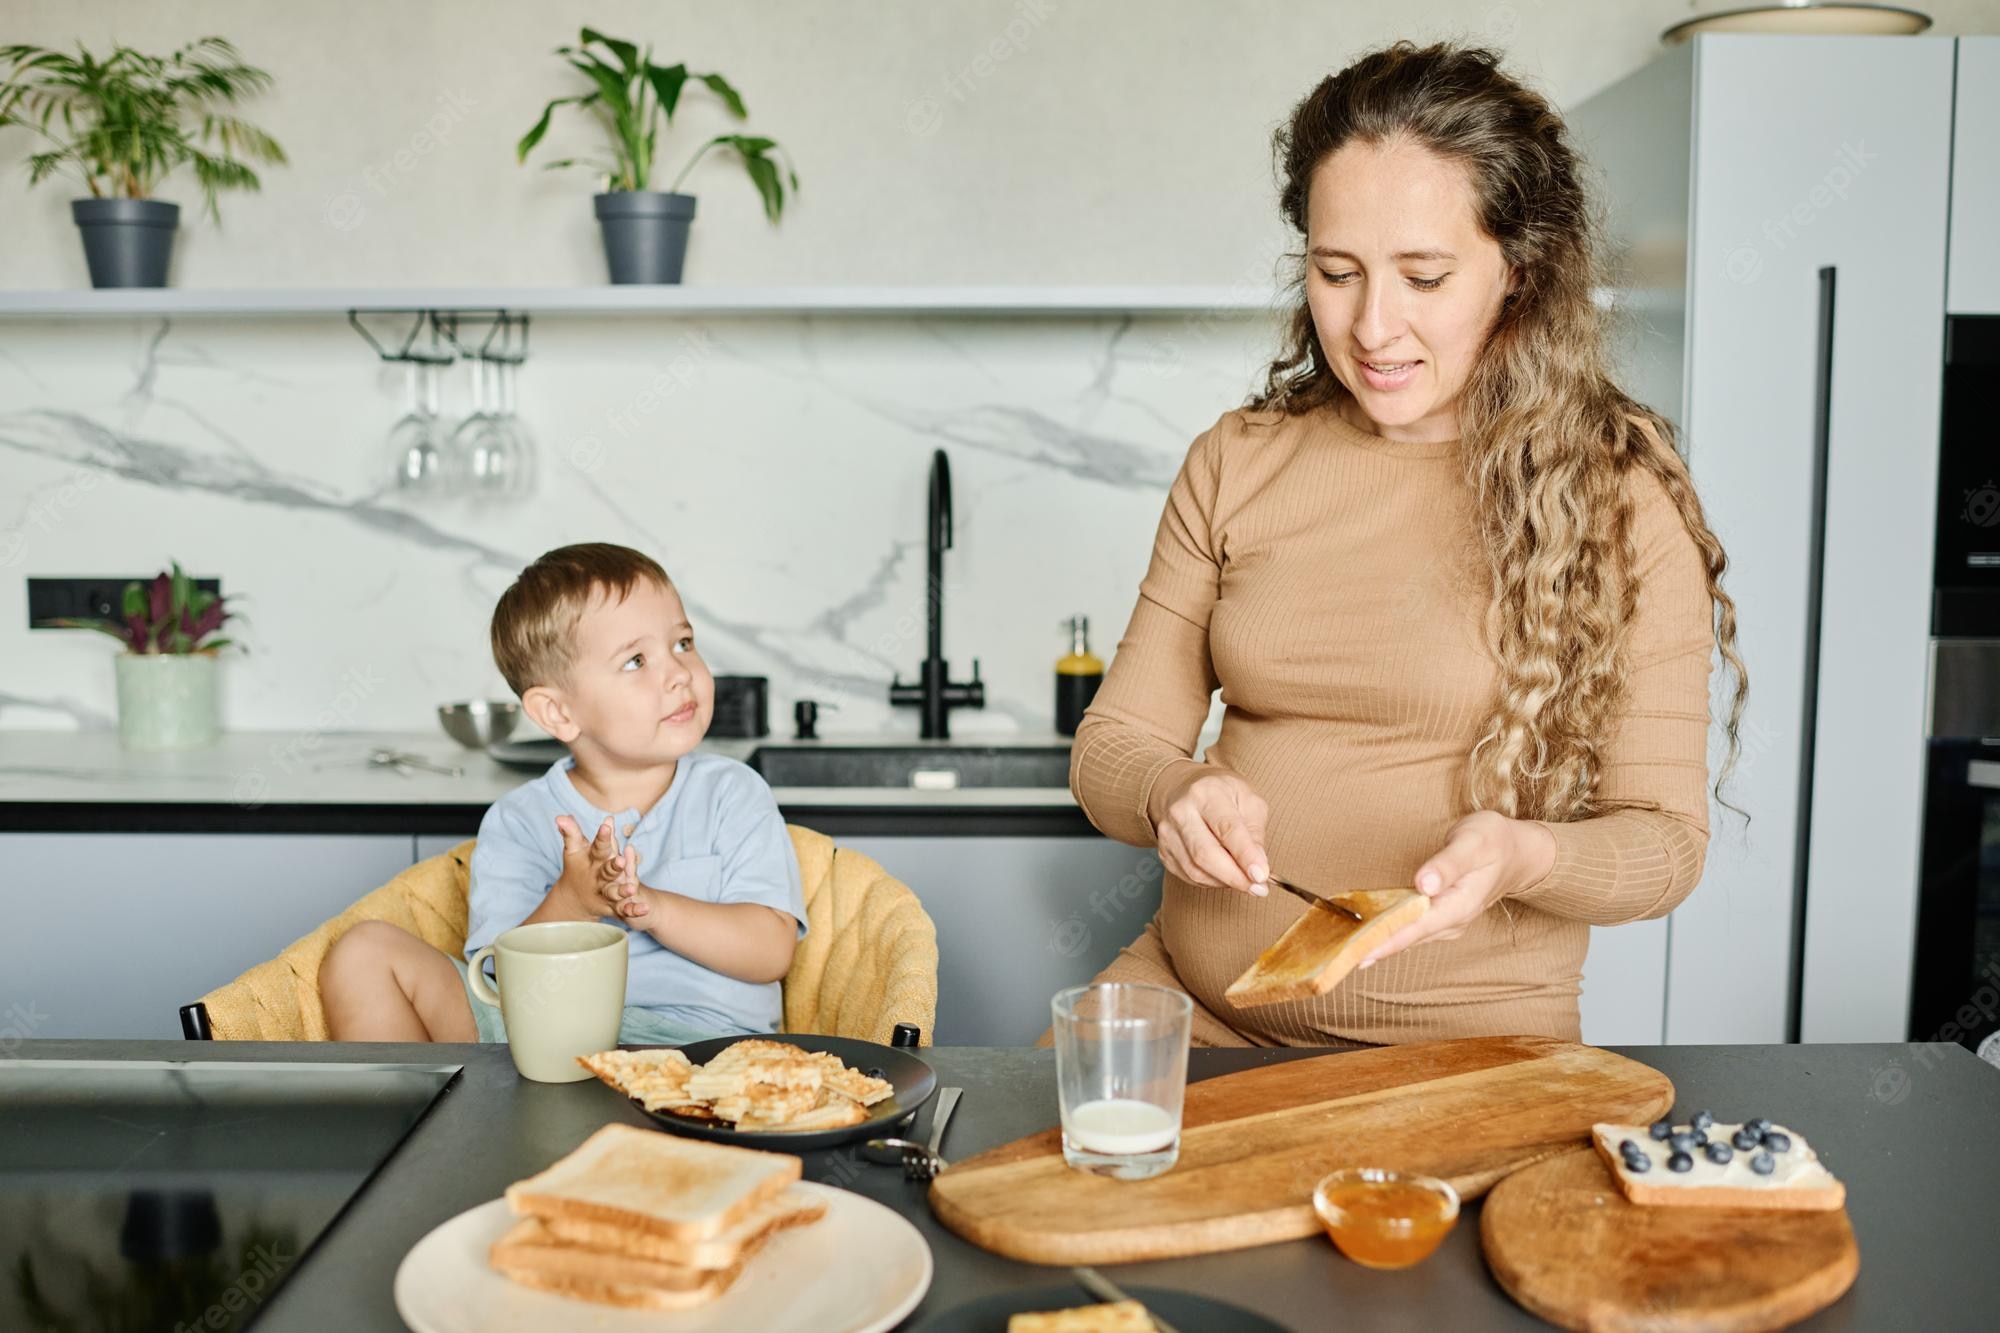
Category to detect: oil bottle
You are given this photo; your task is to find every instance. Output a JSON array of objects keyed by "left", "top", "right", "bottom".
[{"left": 1055, "top": 614, "right": 1104, "bottom": 736}]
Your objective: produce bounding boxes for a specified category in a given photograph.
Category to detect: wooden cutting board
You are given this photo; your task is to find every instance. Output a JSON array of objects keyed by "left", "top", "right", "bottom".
[
  {"left": 929, "top": 1035, "right": 1673, "bottom": 1265},
  {"left": 1481, "top": 1148, "right": 1859, "bottom": 1331}
]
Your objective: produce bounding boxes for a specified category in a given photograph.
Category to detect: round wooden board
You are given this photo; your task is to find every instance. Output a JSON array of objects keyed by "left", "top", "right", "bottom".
[{"left": 1480, "top": 1149, "right": 1859, "bottom": 1332}]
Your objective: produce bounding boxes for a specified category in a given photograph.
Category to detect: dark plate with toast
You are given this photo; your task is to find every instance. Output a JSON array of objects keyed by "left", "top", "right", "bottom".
[{"left": 606, "top": 1033, "right": 937, "bottom": 1153}]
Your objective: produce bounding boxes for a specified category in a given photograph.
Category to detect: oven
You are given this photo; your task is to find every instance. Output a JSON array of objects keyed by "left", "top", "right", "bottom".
[{"left": 1910, "top": 315, "right": 2000, "bottom": 1061}]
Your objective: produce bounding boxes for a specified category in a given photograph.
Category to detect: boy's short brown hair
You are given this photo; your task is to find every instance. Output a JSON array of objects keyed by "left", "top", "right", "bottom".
[{"left": 491, "top": 543, "right": 672, "bottom": 697}]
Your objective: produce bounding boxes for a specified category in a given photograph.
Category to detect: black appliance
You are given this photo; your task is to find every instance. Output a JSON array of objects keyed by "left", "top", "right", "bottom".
[
  {"left": 710, "top": 675, "right": 769, "bottom": 738},
  {"left": 1910, "top": 314, "right": 2000, "bottom": 1062}
]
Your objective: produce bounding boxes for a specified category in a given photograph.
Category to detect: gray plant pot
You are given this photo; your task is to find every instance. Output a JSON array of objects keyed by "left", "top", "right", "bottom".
[
  {"left": 71, "top": 198, "right": 180, "bottom": 288},
  {"left": 593, "top": 191, "right": 696, "bottom": 285}
]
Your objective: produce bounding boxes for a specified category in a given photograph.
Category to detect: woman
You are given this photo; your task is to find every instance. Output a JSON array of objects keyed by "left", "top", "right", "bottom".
[{"left": 1070, "top": 41, "right": 1747, "bottom": 1048}]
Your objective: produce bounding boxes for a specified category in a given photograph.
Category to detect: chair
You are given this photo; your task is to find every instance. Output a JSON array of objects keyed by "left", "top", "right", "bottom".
[{"left": 178, "top": 825, "right": 939, "bottom": 1045}]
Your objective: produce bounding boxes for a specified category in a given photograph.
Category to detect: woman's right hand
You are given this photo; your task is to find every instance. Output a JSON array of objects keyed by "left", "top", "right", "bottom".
[{"left": 1146, "top": 763, "right": 1272, "bottom": 896}]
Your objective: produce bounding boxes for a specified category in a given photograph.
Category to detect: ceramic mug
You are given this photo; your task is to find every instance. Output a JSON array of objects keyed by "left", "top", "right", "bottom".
[{"left": 466, "top": 921, "right": 627, "bottom": 1082}]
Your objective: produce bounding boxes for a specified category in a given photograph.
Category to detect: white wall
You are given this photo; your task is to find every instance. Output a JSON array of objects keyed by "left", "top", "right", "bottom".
[
  {"left": 4, "top": 2, "right": 1997, "bottom": 736},
  {"left": 9, "top": 0, "right": 1992, "bottom": 290}
]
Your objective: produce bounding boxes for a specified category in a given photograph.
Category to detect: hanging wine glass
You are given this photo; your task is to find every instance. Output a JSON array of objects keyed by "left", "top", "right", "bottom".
[
  {"left": 492, "top": 352, "right": 537, "bottom": 498},
  {"left": 450, "top": 354, "right": 510, "bottom": 492},
  {"left": 385, "top": 358, "right": 445, "bottom": 491}
]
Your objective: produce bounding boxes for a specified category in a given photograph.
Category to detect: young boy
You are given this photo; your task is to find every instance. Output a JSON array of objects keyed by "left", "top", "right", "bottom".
[{"left": 319, "top": 542, "right": 805, "bottom": 1043}]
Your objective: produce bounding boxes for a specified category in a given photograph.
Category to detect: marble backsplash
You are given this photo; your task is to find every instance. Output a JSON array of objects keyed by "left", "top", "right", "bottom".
[{"left": 0, "top": 308, "right": 1278, "bottom": 738}]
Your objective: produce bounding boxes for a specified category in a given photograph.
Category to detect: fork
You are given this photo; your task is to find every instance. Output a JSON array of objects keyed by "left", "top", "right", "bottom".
[
  {"left": 864, "top": 1086, "right": 961, "bottom": 1180},
  {"left": 366, "top": 748, "right": 464, "bottom": 778}
]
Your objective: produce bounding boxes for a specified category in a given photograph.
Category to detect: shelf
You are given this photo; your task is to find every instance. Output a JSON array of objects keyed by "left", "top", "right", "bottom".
[{"left": 0, "top": 284, "right": 1285, "bottom": 319}]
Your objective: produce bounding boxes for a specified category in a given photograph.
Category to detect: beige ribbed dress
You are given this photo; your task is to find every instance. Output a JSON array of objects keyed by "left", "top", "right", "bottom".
[{"left": 1070, "top": 402, "right": 1717, "bottom": 1047}]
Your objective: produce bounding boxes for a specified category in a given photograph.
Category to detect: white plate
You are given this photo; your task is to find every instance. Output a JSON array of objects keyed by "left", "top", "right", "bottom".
[{"left": 394, "top": 1181, "right": 932, "bottom": 1333}]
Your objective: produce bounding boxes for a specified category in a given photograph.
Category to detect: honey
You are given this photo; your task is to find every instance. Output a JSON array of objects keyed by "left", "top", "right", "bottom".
[{"left": 1312, "top": 1169, "right": 1460, "bottom": 1269}]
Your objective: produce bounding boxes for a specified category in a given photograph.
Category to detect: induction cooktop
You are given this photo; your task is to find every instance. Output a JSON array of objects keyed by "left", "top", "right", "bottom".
[{"left": 0, "top": 1059, "right": 460, "bottom": 1332}]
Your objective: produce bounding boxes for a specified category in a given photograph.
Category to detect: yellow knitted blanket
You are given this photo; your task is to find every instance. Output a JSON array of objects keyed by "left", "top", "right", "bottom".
[{"left": 197, "top": 824, "right": 938, "bottom": 1045}]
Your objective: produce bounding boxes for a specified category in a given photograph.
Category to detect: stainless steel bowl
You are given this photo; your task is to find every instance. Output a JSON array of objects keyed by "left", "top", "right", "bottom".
[{"left": 437, "top": 700, "right": 522, "bottom": 748}]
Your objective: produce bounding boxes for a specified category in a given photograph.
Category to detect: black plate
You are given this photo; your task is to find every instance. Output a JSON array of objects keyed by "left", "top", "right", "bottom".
[
  {"left": 617, "top": 1034, "right": 936, "bottom": 1152},
  {"left": 912, "top": 1285, "right": 1293, "bottom": 1332},
  {"left": 486, "top": 737, "right": 569, "bottom": 770}
]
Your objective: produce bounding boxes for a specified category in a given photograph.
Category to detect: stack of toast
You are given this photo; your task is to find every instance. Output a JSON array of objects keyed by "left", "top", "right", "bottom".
[
  {"left": 580, "top": 1039, "right": 895, "bottom": 1132},
  {"left": 489, "top": 1123, "right": 828, "bottom": 1311}
]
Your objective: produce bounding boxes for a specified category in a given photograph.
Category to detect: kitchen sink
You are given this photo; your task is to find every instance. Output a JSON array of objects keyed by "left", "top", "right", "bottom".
[{"left": 745, "top": 744, "right": 1072, "bottom": 789}]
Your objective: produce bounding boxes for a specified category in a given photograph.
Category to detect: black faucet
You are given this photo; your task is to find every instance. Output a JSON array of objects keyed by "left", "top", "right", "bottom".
[{"left": 889, "top": 448, "right": 983, "bottom": 739}]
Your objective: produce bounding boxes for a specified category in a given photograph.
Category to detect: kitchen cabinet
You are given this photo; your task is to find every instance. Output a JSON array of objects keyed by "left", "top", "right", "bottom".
[
  {"left": 439, "top": 829, "right": 1170, "bottom": 1046},
  {"left": 1581, "top": 919, "right": 1668, "bottom": 1046},
  {"left": 0, "top": 833, "right": 414, "bottom": 1039},
  {"left": 0, "top": 827, "right": 1668, "bottom": 1045},
  {"left": 840, "top": 836, "right": 1166, "bottom": 1045},
  {"left": 415, "top": 834, "right": 469, "bottom": 864}
]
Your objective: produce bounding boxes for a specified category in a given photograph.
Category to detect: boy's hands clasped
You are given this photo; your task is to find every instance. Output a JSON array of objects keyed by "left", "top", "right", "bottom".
[{"left": 554, "top": 814, "right": 652, "bottom": 926}]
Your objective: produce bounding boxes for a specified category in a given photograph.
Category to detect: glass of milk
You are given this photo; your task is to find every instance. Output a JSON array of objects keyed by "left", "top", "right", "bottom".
[{"left": 1051, "top": 982, "right": 1192, "bottom": 1180}]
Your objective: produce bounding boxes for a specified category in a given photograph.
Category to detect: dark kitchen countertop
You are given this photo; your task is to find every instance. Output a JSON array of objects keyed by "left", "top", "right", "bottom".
[{"left": 9, "top": 1037, "right": 1996, "bottom": 1330}]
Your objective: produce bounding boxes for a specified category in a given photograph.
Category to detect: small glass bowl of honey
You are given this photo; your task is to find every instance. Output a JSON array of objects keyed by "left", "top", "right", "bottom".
[{"left": 1311, "top": 1167, "right": 1460, "bottom": 1269}]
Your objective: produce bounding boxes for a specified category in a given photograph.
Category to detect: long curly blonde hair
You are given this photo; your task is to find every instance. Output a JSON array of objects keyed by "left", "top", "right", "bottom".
[{"left": 1249, "top": 41, "right": 1748, "bottom": 823}]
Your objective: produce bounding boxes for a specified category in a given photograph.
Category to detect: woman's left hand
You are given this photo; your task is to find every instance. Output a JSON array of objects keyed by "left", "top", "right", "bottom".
[{"left": 1358, "top": 811, "right": 1557, "bottom": 969}]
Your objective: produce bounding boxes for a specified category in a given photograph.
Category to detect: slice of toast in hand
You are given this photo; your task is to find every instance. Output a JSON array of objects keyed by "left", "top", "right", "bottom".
[{"left": 1223, "top": 887, "right": 1429, "bottom": 1008}]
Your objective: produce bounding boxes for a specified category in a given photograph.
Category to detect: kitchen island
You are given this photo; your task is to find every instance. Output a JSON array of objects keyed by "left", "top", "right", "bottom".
[{"left": 5, "top": 1037, "right": 1993, "bottom": 1330}]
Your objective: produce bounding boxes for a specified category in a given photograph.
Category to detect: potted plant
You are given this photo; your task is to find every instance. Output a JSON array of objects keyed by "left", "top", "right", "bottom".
[
  {"left": 517, "top": 26, "right": 799, "bottom": 284},
  {"left": 0, "top": 36, "right": 286, "bottom": 288},
  {"left": 49, "top": 562, "right": 240, "bottom": 751}
]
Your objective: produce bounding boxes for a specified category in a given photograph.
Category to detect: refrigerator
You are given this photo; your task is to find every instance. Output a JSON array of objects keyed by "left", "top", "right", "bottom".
[{"left": 1570, "top": 34, "right": 1971, "bottom": 1043}]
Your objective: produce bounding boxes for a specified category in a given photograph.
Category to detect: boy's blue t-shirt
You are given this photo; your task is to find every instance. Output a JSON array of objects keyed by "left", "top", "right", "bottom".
[{"left": 465, "top": 750, "right": 806, "bottom": 1036}]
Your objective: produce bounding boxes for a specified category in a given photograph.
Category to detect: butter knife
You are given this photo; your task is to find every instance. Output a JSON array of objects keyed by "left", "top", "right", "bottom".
[
  {"left": 1070, "top": 1266, "right": 1182, "bottom": 1333},
  {"left": 1268, "top": 877, "right": 1366, "bottom": 923}
]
